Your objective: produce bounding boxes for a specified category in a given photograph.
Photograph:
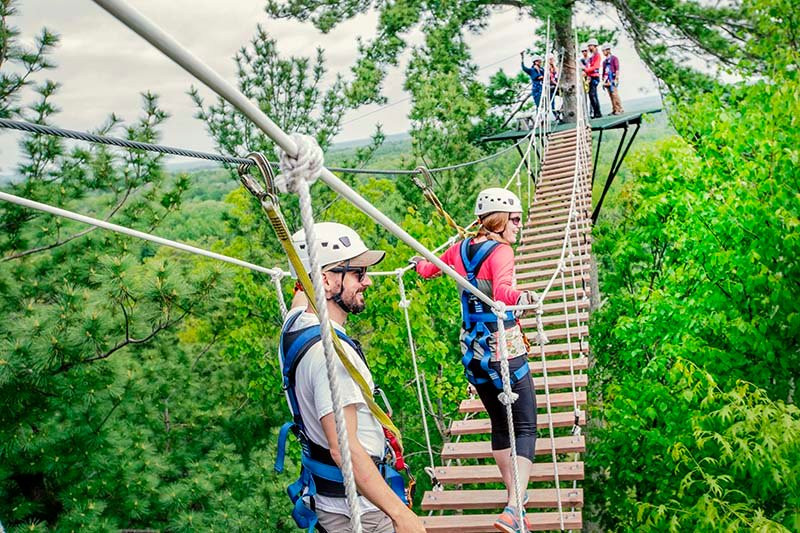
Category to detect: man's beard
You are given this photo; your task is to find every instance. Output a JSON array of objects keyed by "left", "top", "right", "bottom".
[{"left": 333, "top": 290, "right": 366, "bottom": 314}]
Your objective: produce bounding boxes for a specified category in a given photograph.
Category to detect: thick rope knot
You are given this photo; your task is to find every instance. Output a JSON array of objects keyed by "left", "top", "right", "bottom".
[
  {"left": 493, "top": 301, "right": 508, "bottom": 318},
  {"left": 398, "top": 298, "right": 411, "bottom": 309},
  {"left": 534, "top": 314, "right": 550, "bottom": 346},
  {"left": 275, "top": 133, "right": 324, "bottom": 192},
  {"left": 498, "top": 390, "right": 519, "bottom": 405}
]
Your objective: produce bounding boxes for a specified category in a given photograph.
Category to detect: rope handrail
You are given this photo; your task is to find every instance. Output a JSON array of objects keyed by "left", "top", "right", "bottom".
[{"left": 0, "top": 191, "right": 290, "bottom": 306}]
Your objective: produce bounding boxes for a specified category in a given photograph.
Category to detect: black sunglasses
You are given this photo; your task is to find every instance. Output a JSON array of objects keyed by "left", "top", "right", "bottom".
[
  {"left": 509, "top": 216, "right": 522, "bottom": 226},
  {"left": 328, "top": 265, "right": 368, "bottom": 282}
]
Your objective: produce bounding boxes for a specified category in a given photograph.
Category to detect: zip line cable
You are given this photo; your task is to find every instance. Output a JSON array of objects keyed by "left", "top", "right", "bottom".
[{"left": 0, "top": 117, "right": 528, "bottom": 177}]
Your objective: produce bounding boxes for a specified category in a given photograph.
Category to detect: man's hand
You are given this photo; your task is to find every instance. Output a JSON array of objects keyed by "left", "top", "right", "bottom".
[{"left": 393, "top": 510, "right": 426, "bottom": 533}]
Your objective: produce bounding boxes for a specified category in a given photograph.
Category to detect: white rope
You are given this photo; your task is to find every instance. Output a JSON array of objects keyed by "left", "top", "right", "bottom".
[
  {"left": 0, "top": 191, "right": 290, "bottom": 278},
  {"left": 397, "top": 272, "right": 436, "bottom": 474},
  {"left": 289, "top": 167, "right": 363, "bottom": 531},
  {"left": 494, "top": 304, "right": 526, "bottom": 531},
  {"left": 272, "top": 273, "right": 288, "bottom": 318}
]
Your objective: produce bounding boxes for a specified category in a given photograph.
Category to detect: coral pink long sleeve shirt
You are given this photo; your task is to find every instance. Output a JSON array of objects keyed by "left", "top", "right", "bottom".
[{"left": 415, "top": 239, "right": 522, "bottom": 305}]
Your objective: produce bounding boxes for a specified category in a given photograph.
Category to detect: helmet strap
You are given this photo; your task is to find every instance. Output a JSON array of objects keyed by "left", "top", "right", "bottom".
[{"left": 328, "top": 260, "right": 363, "bottom": 315}]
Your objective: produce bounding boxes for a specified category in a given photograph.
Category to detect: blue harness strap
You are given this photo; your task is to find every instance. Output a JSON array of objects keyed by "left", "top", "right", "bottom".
[
  {"left": 275, "top": 310, "right": 408, "bottom": 531},
  {"left": 458, "top": 239, "right": 523, "bottom": 390}
]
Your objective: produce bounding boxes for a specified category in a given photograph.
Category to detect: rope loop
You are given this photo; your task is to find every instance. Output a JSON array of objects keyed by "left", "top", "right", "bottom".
[
  {"left": 276, "top": 133, "right": 324, "bottom": 192},
  {"left": 492, "top": 301, "right": 508, "bottom": 318},
  {"left": 498, "top": 390, "right": 520, "bottom": 405}
]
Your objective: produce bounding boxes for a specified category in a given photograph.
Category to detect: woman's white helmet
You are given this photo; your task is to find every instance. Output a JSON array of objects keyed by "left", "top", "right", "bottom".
[
  {"left": 474, "top": 188, "right": 522, "bottom": 217},
  {"left": 290, "top": 222, "right": 385, "bottom": 276}
]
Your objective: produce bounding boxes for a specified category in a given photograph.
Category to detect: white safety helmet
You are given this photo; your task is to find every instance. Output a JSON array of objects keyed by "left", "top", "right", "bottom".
[
  {"left": 580, "top": 43, "right": 588, "bottom": 52},
  {"left": 532, "top": 55, "right": 543, "bottom": 63},
  {"left": 474, "top": 188, "right": 522, "bottom": 217},
  {"left": 601, "top": 43, "right": 612, "bottom": 51},
  {"left": 587, "top": 38, "right": 599, "bottom": 47},
  {"left": 289, "top": 222, "right": 385, "bottom": 277}
]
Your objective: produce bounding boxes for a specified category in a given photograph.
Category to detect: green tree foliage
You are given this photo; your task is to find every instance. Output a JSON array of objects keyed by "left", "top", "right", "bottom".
[
  {"left": 586, "top": 0, "right": 800, "bottom": 529},
  {"left": 265, "top": 0, "right": 754, "bottom": 122}
]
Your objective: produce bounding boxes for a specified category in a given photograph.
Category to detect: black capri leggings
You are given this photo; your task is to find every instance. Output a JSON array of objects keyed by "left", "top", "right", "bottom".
[{"left": 471, "top": 355, "right": 538, "bottom": 461}]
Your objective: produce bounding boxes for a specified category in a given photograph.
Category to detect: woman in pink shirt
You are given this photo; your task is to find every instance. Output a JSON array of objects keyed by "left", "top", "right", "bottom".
[{"left": 411, "top": 188, "right": 536, "bottom": 533}]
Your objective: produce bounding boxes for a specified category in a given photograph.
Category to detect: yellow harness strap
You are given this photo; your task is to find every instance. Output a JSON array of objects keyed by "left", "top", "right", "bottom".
[{"left": 412, "top": 166, "right": 473, "bottom": 239}]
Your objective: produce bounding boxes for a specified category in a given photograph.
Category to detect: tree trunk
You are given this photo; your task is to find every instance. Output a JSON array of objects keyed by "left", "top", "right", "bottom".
[{"left": 554, "top": 10, "right": 577, "bottom": 123}]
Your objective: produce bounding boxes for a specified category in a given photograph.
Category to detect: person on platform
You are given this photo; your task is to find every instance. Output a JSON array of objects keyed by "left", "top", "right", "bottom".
[
  {"left": 583, "top": 38, "right": 603, "bottom": 119},
  {"left": 520, "top": 52, "right": 545, "bottom": 109},
  {"left": 602, "top": 43, "right": 624, "bottom": 115}
]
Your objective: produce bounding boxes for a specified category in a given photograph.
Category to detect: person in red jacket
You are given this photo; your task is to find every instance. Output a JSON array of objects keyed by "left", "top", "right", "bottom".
[
  {"left": 583, "top": 38, "right": 603, "bottom": 119},
  {"left": 411, "top": 188, "right": 536, "bottom": 533}
]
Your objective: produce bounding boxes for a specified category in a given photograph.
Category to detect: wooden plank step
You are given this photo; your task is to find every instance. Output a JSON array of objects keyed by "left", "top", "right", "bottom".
[
  {"left": 421, "top": 487, "right": 584, "bottom": 511},
  {"left": 516, "top": 267, "right": 590, "bottom": 284},
  {"left": 464, "top": 372, "right": 589, "bottom": 393},
  {"left": 442, "top": 436, "right": 585, "bottom": 461},
  {"left": 539, "top": 172, "right": 590, "bottom": 185},
  {"left": 449, "top": 411, "right": 586, "bottom": 435},
  {"left": 421, "top": 510, "right": 583, "bottom": 532},
  {"left": 524, "top": 213, "right": 579, "bottom": 227},
  {"left": 517, "top": 244, "right": 591, "bottom": 262},
  {"left": 529, "top": 200, "right": 574, "bottom": 213},
  {"left": 535, "top": 183, "right": 591, "bottom": 198},
  {"left": 525, "top": 324, "right": 590, "bottom": 342},
  {"left": 518, "top": 237, "right": 589, "bottom": 253},
  {"left": 517, "top": 276, "right": 590, "bottom": 293},
  {"left": 530, "top": 356, "right": 589, "bottom": 374},
  {"left": 521, "top": 223, "right": 591, "bottom": 238},
  {"left": 459, "top": 391, "right": 587, "bottom": 414},
  {"left": 516, "top": 254, "right": 591, "bottom": 271},
  {"left": 536, "top": 183, "right": 591, "bottom": 199},
  {"left": 525, "top": 340, "right": 590, "bottom": 357},
  {"left": 520, "top": 226, "right": 590, "bottom": 241},
  {"left": 517, "top": 292, "right": 590, "bottom": 308},
  {"left": 512, "top": 300, "right": 591, "bottom": 316},
  {"left": 523, "top": 312, "right": 590, "bottom": 328},
  {"left": 432, "top": 461, "right": 584, "bottom": 484}
]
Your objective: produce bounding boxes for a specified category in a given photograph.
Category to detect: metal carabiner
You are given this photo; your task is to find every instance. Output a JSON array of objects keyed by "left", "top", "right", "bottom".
[
  {"left": 414, "top": 166, "right": 434, "bottom": 190},
  {"left": 238, "top": 152, "right": 278, "bottom": 203}
]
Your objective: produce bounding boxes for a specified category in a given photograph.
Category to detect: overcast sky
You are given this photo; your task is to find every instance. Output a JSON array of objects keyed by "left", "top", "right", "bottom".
[{"left": 0, "top": 1, "right": 660, "bottom": 173}]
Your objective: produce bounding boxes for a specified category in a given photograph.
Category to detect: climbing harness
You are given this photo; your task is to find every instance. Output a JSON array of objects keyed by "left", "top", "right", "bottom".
[
  {"left": 274, "top": 309, "right": 412, "bottom": 532},
  {"left": 459, "top": 238, "right": 529, "bottom": 390}
]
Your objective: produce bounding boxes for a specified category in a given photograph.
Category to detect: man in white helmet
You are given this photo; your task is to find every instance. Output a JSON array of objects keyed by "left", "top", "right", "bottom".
[
  {"left": 276, "top": 222, "right": 424, "bottom": 533},
  {"left": 602, "top": 43, "right": 624, "bottom": 115},
  {"left": 583, "top": 38, "right": 603, "bottom": 118}
]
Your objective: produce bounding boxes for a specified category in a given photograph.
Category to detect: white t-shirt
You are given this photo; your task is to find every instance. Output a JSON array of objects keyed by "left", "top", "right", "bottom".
[{"left": 280, "top": 306, "right": 385, "bottom": 516}]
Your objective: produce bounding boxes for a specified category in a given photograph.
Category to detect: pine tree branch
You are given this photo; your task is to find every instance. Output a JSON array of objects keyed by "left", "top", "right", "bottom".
[
  {"left": 2, "top": 185, "right": 134, "bottom": 262},
  {"left": 53, "top": 303, "right": 191, "bottom": 374}
]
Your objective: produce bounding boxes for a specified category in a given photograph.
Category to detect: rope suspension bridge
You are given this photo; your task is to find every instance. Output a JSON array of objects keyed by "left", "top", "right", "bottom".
[{"left": 0, "top": 2, "right": 605, "bottom": 531}]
